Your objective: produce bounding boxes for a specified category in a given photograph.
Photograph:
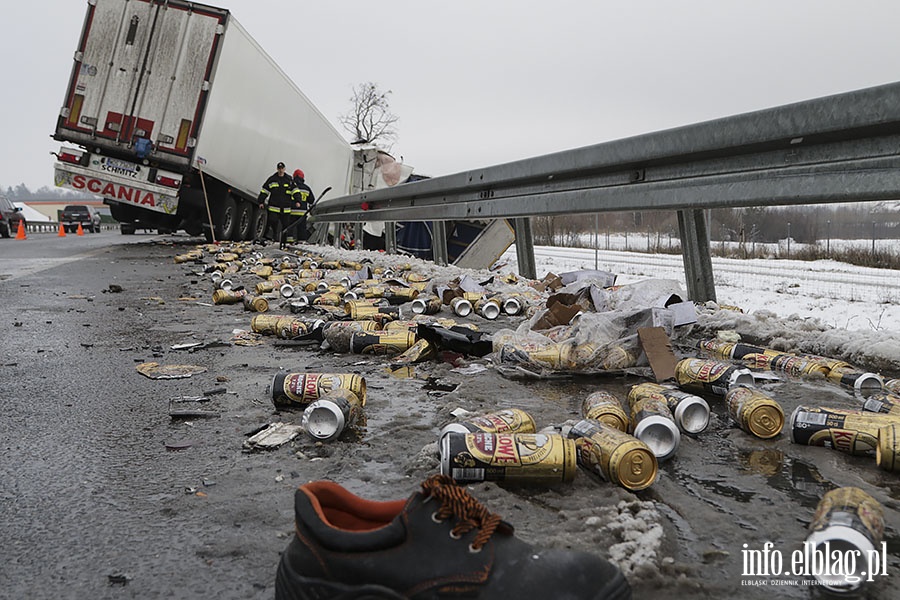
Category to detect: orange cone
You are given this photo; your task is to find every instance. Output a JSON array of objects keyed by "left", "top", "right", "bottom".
[
  {"left": 77, "top": 222, "right": 84, "bottom": 236},
  {"left": 58, "top": 222, "right": 67, "bottom": 237},
  {"left": 15, "top": 220, "right": 26, "bottom": 240}
]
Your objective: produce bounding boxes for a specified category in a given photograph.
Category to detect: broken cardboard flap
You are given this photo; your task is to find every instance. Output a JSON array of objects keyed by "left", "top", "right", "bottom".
[
  {"left": 136, "top": 362, "right": 207, "bottom": 379},
  {"left": 638, "top": 327, "right": 678, "bottom": 383},
  {"left": 243, "top": 422, "right": 303, "bottom": 450}
]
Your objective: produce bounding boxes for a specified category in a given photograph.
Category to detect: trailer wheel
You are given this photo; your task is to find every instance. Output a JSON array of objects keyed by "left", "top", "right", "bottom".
[
  {"left": 235, "top": 201, "right": 254, "bottom": 241},
  {"left": 121, "top": 223, "right": 136, "bottom": 235},
  {"left": 251, "top": 205, "right": 267, "bottom": 241},
  {"left": 213, "top": 195, "right": 237, "bottom": 241}
]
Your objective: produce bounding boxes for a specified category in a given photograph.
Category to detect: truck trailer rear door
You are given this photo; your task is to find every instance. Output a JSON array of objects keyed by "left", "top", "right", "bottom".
[{"left": 57, "top": 0, "right": 227, "bottom": 167}]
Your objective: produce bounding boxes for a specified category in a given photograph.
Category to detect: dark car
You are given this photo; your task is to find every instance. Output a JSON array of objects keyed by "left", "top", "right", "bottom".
[
  {"left": 0, "top": 194, "right": 26, "bottom": 238},
  {"left": 61, "top": 205, "right": 102, "bottom": 233}
]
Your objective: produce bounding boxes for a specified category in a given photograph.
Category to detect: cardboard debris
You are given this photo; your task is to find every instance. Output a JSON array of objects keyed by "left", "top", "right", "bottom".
[
  {"left": 638, "top": 327, "right": 678, "bottom": 382},
  {"left": 243, "top": 423, "right": 303, "bottom": 450},
  {"left": 136, "top": 362, "right": 207, "bottom": 379}
]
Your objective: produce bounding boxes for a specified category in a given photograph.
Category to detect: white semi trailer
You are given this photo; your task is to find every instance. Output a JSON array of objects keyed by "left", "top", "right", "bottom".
[{"left": 52, "top": 0, "right": 361, "bottom": 240}]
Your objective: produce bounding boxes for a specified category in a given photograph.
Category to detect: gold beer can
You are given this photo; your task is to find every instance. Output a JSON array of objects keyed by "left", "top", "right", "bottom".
[
  {"left": 250, "top": 314, "right": 285, "bottom": 335},
  {"left": 411, "top": 296, "right": 443, "bottom": 315},
  {"left": 313, "top": 291, "right": 344, "bottom": 307},
  {"left": 696, "top": 339, "right": 776, "bottom": 360},
  {"left": 725, "top": 385, "right": 784, "bottom": 439},
  {"left": 675, "top": 358, "right": 755, "bottom": 397},
  {"left": 450, "top": 296, "right": 473, "bottom": 317},
  {"left": 582, "top": 391, "right": 629, "bottom": 432},
  {"left": 318, "top": 261, "right": 342, "bottom": 270},
  {"left": 271, "top": 372, "right": 367, "bottom": 408},
  {"left": 212, "top": 289, "right": 246, "bottom": 305},
  {"left": 825, "top": 364, "right": 884, "bottom": 396},
  {"left": 629, "top": 382, "right": 710, "bottom": 435},
  {"left": 349, "top": 330, "right": 417, "bottom": 355},
  {"left": 274, "top": 316, "right": 321, "bottom": 339},
  {"left": 806, "top": 487, "right": 886, "bottom": 593},
  {"left": 877, "top": 424, "right": 900, "bottom": 472},
  {"left": 789, "top": 405, "right": 895, "bottom": 454},
  {"left": 568, "top": 419, "right": 657, "bottom": 491},
  {"left": 242, "top": 294, "right": 269, "bottom": 313},
  {"left": 298, "top": 269, "right": 325, "bottom": 280},
  {"left": 346, "top": 301, "right": 401, "bottom": 321},
  {"left": 440, "top": 432, "right": 576, "bottom": 484},
  {"left": 387, "top": 287, "right": 419, "bottom": 304},
  {"left": 255, "top": 280, "right": 279, "bottom": 295},
  {"left": 440, "top": 408, "right": 537, "bottom": 438},
  {"left": 474, "top": 297, "right": 501, "bottom": 320}
]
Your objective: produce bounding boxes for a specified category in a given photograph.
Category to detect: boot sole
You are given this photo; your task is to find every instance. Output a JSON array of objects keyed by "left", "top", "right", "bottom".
[{"left": 276, "top": 558, "right": 405, "bottom": 600}]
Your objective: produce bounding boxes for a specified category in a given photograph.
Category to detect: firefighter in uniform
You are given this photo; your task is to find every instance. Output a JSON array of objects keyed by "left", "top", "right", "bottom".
[
  {"left": 257, "top": 161, "right": 293, "bottom": 241},
  {"left": 287, "top": 169, "right": 316, "bottom": 242}
]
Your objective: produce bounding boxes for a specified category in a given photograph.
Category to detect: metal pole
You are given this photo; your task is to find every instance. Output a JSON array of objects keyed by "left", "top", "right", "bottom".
[
  {"left": 594, "top": 214, "right": 599, "bottom": 270},
  {"left": 677, "top": 209, "right": 717, "bottom": 302},
  {"left": 826, "top": 220, "right": 831, "bottom": 255},
  {"left": 384, "top": 221, "right": 397, "bottom": 254},
  {"left": 514, "top": 217, "right": 536, "bottom": 279},
  {"left": 787, "top": 222, "right": 791, "bottom": 256},
  {"left": 872, "top": 221, "right": 877, "bottom": 254},
  {"left": 432, "top": 221, "right": 449, "bottom": 266}
]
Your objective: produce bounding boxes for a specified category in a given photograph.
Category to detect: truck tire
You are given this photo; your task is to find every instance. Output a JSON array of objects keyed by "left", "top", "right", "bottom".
[
  {"left": 251, "top": 205, "right": 267, "bottom": 241},
  {"left": 235, "top": 201, "right": 254, "bottom": 241},
  {"left": 213, "top": 195, "right": 237, "bottom": 241},
  {"left": 121, "top": 223, "right": 136, "bottom": 235}
]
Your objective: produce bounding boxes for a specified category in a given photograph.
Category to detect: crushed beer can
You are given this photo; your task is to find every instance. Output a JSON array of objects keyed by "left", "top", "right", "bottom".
[
  {"left": 567, "top": 419, "right": 657, "bottom": 491},
  {"left": 250, "top": 314, "right": 283, "bottom": 335},
  {"left": 725, "top": 385, "right": 784, "bottom": 439},
  {"left": 440, "top": 408, "right": 537, "bottom": 439},
  {"left": 628, "top": 383, "right": 710, "bottom": 434},
  {"left": 628, "top": 391, "right": 681, "bottom": 461},
  {"left": 675, "top": 358, "right": 754, "bottom": 397},
  {"left": 301, "top": 388, "right": 364, "bottom": 442},
  {"left": 805, "top": 487, "right": 886, "bottom": 593},
  {"left": 271, "top": 372, "right": 367, "bottom": 408},
  {"left": 275, "top": 316, "right": 325, "bottom": 339},
  {"left": 440, "top": 432, "right": 577, "bottom": 484},
  {"left": 242, "top": 294, "right": 269, "bottom": 313},
  {"left": 581, "top": 391, "right": 629, "bottom": 432}
]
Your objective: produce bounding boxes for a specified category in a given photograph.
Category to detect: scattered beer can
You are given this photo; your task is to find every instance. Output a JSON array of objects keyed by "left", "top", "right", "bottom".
[
  {"left": 696, "top": 339, "right": 774, "bottom": 360},
  {"left": 279, "top": 282, "right": 296, "bottom": 298},
  {"left": 474, "top": 297, "right": 501, "bottom": 320},
  {"left": 440, "top": 432, "right": 577, "bottom": 484},
  {"left": 725, "top": 385, "right": 784, "bottom": 439},
  {"left": 675, "top": 358, "right": 755, "bottom": 397},
  {"left": 628, "top": 392, "right": 681, "bottom": 461},
  {"left": 825, "top": 364, "right": 884, "bottom": 397},
  {"left": 742, "top": 352, "right": 829, "bottom": 379},
  {"left": 861, "top": 392, "right": 900, "bottom": 417},
  {"left": 271, "top": 372, "right": 367, "bottom": 408},
  {"left": 250, "top": 314, "right": 283, "bottom": 335},
  {"left": 349, "top": 330, "right": 417, "bottom": 355},
  {"left": 789, "top": 405, "right": 893, "bottom": 454},
  {"left": 440, "top": 408, "right": 537, "bottom": 439},
  {"left": 411, "top": 295, "right": 443, "bottom": 315},
  {"left": 628, "top": 383, "right": 710, "bottom": 434},
  {"left": 346, "top": 300, "right": 401, "bottom": 321},
  {"left": 502, "top": 296, "right": 524, "bottom": 316},
  {"left": 214, "top": 277, "right": 234, "bottom": 291},
  {"left": 884, "top": 378, "right": 900, "bottom": 395},
  {"left": 876, "top": 423, "right": 900, "bottom": 472},
  {"left": 581, "top": 390, "right": 629, "bottom": 432},
  {"left": 805, "top": 487, "right": 886, "bottom": 593},
  {"left": 567, "top": 419, "right": 658, "bottom": 491},
  {"left": 242, "top": 294, "right": 269, "bottom": 313},
  {"left": 212, "top": 289, "right": 246, "bottom": 305},
  {"left": 301, "top": 388, "right": 364, "bottom": 442},
  {"left": 275, "top": 316, "right": 325, "bottom": 339},
  {"left": 450, "top": 296, "right": 473, "bottom": 317}
]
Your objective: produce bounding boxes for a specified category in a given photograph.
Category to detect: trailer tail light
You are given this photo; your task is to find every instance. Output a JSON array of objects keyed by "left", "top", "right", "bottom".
[
  {"left": 156, "top": 175, "right": 181, "bottom": 189},
  {"left": 58, "top": 148, "right": 85, "bottom": 165}
]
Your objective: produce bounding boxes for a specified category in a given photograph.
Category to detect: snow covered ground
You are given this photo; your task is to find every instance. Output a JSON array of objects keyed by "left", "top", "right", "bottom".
[{"left": 499, "top": 241, "right": 900, "bottom": 375}]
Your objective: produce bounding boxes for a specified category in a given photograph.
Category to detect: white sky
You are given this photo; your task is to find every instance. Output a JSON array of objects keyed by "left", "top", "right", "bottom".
[{"left": 3, "top": 0, "right": 900, "bottom": 191}]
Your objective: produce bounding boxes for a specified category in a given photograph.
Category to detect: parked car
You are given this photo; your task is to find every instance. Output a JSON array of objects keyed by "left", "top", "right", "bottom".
[
  {"left": 0, "top": 194, "right": 26, "bottom": 238},
  {"left": 60, "top": 205, "right": 102, "bottom": 233}
]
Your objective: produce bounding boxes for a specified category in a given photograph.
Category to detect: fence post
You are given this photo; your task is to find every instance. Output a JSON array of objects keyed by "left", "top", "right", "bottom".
[
  {"left": 514, "top": 217, "right": 536, "bottom": 279},
  {"left": 677, "top": 209, "right": 716, "bottom": 302}
]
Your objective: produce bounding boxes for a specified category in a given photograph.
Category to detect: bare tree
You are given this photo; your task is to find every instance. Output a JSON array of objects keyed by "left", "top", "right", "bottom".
[{"left": 339, "top": 82, "right": 399, "bottom": 147}]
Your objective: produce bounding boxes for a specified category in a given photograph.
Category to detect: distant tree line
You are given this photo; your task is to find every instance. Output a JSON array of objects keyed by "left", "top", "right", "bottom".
[
  {"left": 2, "top": 182, "right": 94, "bottom": 200},
  {"left": 534, "top": 203, "right": 900, "bottom": 245}
]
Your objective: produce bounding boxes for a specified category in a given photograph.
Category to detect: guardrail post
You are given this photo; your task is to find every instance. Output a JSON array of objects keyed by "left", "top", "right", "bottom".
[
  {"left": 353, "top": 223, "right": 364, "bottom": 250},
  {"left": 514, "top": 217, "right": 536, "bottom": 280},
  {"left": 384, "top": 222, "right": 397, "bottom": 254},
  {"left": 432, "top": 221, "right": 449, "bottom": 266},
  {"left": 677, "top": 209, "right": 716, "bottom": 302}
]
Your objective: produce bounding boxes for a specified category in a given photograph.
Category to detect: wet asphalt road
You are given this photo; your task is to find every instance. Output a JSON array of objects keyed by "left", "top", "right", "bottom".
[{"left": 2, "top": 232, "right": 899, "bottom": 600}]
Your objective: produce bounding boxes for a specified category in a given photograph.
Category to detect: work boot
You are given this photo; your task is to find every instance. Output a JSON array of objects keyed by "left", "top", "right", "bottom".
[{"left": 275, "top": 474, "right": 631, "bottom": 599}]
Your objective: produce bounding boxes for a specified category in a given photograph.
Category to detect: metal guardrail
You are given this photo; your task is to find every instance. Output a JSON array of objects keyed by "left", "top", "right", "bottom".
[
  {"left": 310, "top": 81, "right": 900, "bottom": 301},
  {"left": 19, "top": 222, "right": 115, "bottom": 233}
]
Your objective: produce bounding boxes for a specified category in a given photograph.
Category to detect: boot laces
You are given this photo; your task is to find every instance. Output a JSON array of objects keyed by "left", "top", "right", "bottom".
[{"left": 421, "top": 474, "right": 503, "bottom": 551}]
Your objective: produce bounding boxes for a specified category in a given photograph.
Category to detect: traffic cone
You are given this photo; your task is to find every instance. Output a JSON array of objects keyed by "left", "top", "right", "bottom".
[
  {"left": 15, "top": 220, "right": 26, "bottom": 240},
  {"left": 58, "top": 222, "right": 67, "bottom": 237},
  {"left": 77, "top": 222, "right": 84, "bottom": 236}
]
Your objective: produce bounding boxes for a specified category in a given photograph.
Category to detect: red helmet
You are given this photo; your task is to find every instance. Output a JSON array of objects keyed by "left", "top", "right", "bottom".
[{"left": 293, "top": 169, "right": 304, "bottom": 179}]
